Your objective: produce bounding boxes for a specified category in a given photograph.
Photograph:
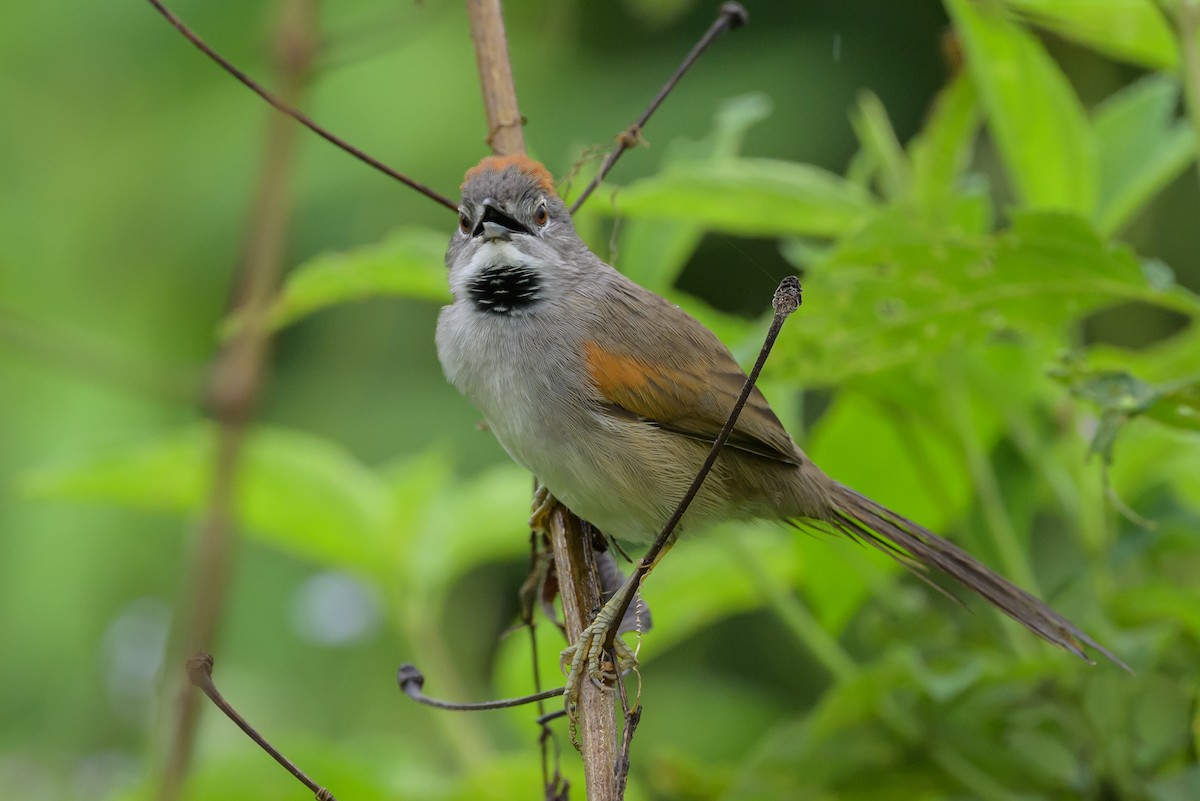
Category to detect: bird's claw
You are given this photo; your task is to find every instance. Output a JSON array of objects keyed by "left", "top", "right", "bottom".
[
  {"left": 561, "top": 615, "right": 639, "bottom": 744},
  {"left": 529, "top": 484, "right": 556, "bottom": 533}
]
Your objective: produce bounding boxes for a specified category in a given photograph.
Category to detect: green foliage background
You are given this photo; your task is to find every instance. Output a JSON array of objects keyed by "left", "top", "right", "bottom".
[{"left": 2, "top": 1, "right": 1199, "bottom": 799}]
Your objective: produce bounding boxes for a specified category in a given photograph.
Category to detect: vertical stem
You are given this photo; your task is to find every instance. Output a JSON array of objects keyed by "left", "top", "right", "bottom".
[
  {"left": 155, "top": 2, "right": 317, "bottom": 798},
  {"left": 733, "top": 534, "right": 1025, "bottom": 800},
  {"left": 944, "top": 379, "right": 1037, "bottom": 661},
  {"left": 1172, "top": 1, "right": 1200, "bottom": 189},
  {"left": 467, "top": 0, "right": 526, "bottom": 156},
  {"left": 401, "top": 592, "right": 496, "bottom": 766},
  {"left": 548, "top": 510, "right": 619, "bottom": 801},
  {"left": 724, "top": 535, "right": 859, "bottom": 679},
  {"left": 946, "top": 388, "right": 1039, "bottom": 594},
  {"left": 463, "top": 2, "right": 615, "bottom": 797}
]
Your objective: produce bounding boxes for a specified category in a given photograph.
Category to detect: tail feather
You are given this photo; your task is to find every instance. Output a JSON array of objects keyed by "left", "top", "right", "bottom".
[{"left": 825, "top": 483, "right": 1130, "bottom": 673}]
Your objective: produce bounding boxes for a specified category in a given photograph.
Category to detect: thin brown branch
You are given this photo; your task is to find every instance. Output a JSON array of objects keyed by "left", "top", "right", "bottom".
[
  {"left": 187, "top": 654, "right": 338, "bottom": 801},
  {"left": 613, "top": 667, "right": 641, "bottom": 799},
  {"left": 467, "top": 0, "right": 527, "bottom": 156},
  {"left": 144, "top": 0, "right": 457, "bottom": 211},
  {"left": 604, "top": 277, "right": 802, "bottom": 647},
  {"left": 569, "top": 2, "right": 748, "bottom": 212},
  {"left": 155, "top": 2, "right": 317, "bottom": 799}
]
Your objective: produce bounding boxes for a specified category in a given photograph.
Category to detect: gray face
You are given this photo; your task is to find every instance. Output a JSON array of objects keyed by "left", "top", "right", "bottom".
[
  {"left": 445, "top": 167, "right": 586, "bottom": 316},
  {"left": 447, "top": 169, "right": 577, "bottom": 269}
]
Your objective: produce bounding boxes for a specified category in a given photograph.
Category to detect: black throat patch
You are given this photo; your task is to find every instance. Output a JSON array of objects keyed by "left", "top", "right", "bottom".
[{"left": 468, "top": 264, "right": 542, "bottom": 315}]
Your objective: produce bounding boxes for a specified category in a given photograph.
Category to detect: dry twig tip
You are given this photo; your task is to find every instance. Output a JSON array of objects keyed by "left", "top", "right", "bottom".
[{"left": 186, "top": 652, "right": 337, "bottom": 801}]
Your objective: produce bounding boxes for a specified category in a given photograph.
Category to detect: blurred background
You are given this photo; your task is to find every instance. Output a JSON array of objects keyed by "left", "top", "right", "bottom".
[{"left": 2, "top": 1, "right": 1198, "bottom": 799}]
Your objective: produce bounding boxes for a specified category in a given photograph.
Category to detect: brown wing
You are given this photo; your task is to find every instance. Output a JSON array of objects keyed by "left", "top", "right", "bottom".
[{"left": 583, "top": 280, "right": 802, "bottom": 466}]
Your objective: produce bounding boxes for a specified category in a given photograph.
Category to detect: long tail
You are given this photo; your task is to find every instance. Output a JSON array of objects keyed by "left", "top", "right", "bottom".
[{"left": 824, "top": 482, "right": 1130, "bottom": 672}]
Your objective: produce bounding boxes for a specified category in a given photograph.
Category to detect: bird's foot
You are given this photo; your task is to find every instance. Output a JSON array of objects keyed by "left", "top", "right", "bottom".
[
  {"left": 560, "top": 599, "right": 639, "bottom": 744},
  {"left": 529, "top": 484, "right": 557, "bottom": 533}
]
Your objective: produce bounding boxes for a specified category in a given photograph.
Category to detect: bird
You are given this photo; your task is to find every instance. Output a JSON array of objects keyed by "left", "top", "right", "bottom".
[{"left": 434, "top": 154, "right": 1127, "bottom": 710}]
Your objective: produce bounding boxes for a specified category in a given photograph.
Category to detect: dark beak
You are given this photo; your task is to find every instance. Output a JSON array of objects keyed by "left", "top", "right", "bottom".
[{"left": 472, "top": 199, "right": 530, "bottom": 238}]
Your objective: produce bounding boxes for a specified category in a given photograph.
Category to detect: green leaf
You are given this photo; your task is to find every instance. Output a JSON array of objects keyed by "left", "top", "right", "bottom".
[
  {"left": 1093, "top": 74, "right": 1197, "bottom": 234},
  {"left": 598, "top": 157, "right": 877, "bottom": 239},
  {"left": 1141, "top": 379, "right": 1200, "bottom": 430},
  {"left": 1115, "top": 582, "right": 1200, "bottom": 639},
  {"left": 613, "top": 210, "right": 706, "bottom": 294},
  {"left": 704, "top": 93, "right": 778, "bottom": 161},
  {"left": 635, "top": 523, "right": 803, "bottom": 652},
  {"left": 775, "top": 210, "right": 1200, "bottom": 385},
  {"left": 374, "top": 455, "right": 533, "bottom": 597},
  {"left": 1132, "top": 677, "right": 1193, "bottom": 769},
  {"left": 807, "top": 388, "right": 976, "bottom": 554},
  {"left": 947, "top": 0, "right": 1097, "bottom": 213},
  {"left": 22, "top": 425, "right": 390, "bottom": 570},
  {"left": 1005, "top": 0, "right": 1179, "bottom": 69},
  {"left": 726, "top": 657, "right": 918, "bottom": 799},
  {"left": 1195, "top": 700, "right": 1200, "bottom": 760},
  {"left": 1050, "top": 356, "right": 1200, "bottom": 462},
  {"left": 1089, "top": 324, "right": 1200, "bottom": 384},
  {"left": 1004, "top": 727, "right": 1082, "bottom": 785},
  {"left": 1148, "top": 766, "right": 1200, "bottom": 801},
  {"left": 614, "top": 95, "right": 774, "bottom": 292},
  {"left": 1105, "top": 408, "right": 1200, "bottom": 512},
  {"left": 909, "top": 72, "right": 982, "bottom": 222},
  {"left": 266, "top": 227, "right": 450, "bottom": 330},
  {"left": 850, "top": 91, "right": 911, "bottom": 201},
  {"left": 422, "top": 463, "right": 534, "bottom": 584}
]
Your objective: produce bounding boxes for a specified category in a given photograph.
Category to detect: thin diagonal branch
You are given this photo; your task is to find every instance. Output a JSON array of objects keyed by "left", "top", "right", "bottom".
[
  {"left": 604, "top": 276, "right": 802, "bottom": 647},
  {"left": 187, "top": 654, "right": 338, "bottom": 801},
  {"left": 144, "top": 0, "right": 457, "bottom": 211},
  {"left": 569, "top": 2, "right": 748, "bottom": 212}
]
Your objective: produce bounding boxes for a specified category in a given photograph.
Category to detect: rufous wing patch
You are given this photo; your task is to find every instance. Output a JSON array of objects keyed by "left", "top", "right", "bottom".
[
  {"left": 583, "top": 340, "right": 709, "bottom": 422},
  {"left": 583, "top": 340, "right": 653, "bottom": 403},
  {"left": 583, "top": 340, "right": 804, "bottom": 465},
  {"left": 463, "top": 155, "right": 558, "bottom": 197}
]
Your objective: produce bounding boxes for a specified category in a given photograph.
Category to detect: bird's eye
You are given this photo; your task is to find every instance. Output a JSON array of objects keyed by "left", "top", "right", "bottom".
[
  {"left": 458, "top": 211, "right": 471, "bottom": 234},
  {"left": 533, "top": 203, "right": 549, "bottom": 227}
]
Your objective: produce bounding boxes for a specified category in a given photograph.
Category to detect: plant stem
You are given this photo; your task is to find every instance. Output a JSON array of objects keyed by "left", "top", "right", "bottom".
[
  {"left": 944, "top": 372, "right": 1038, "bottom": 661},
  {"left": 401, "top": 591, "right": 496, "bottom": 766},
  {"left": 734, "top": 533, "right": 1019, "bottom": 799},
  {"left": 548, "top": 510, "right": 619, "bottom": 800},
  {"left": 946, "top": 385, "right": 1038, "bottom": 594},
  {"left": 725, "top": 535, "right": 859, "bottom": 679},
  {"left": 1170, "top": 1, "right": 1200, "bottom": 190},
  {"left": 155, "top": 2, "right": 316, "bottom": 799},
  {"left": 467, "top": 0, "right": 526, "bottom": 156},
  {"left": 464, "top": 2, "right": 616, "bottom": 795}
]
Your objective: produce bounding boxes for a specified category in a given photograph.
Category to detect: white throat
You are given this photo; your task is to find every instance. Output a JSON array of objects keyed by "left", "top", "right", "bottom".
[
  {"left": 451, "top": 241, "right": 530, "bottom": 294},
  {"left": 453, "top": 240, "right": 546, "bottom": 317}
]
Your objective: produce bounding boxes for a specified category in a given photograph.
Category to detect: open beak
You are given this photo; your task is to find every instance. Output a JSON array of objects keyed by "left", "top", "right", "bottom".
[{"left": 472, "top": 199, "right": 530, "bottom": 239}]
